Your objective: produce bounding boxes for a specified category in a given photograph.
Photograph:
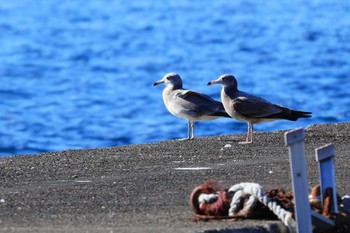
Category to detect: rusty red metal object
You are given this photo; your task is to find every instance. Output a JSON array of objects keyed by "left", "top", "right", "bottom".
[
  {"left": 190, "top": 181, "right": 349, "bottom": 231},
  {"left": 189, "top": 180, "right": 231, "bottom": 219}
]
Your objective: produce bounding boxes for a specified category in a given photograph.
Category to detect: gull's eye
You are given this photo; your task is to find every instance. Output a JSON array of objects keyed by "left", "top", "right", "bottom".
[{"left": 222, "top": 77, "right": 226, "bottom": 81}]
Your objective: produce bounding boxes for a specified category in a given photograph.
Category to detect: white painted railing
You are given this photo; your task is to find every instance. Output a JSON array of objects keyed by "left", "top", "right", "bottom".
[{"left": 285, "top": 128, "right": 336, "bottom": 233}]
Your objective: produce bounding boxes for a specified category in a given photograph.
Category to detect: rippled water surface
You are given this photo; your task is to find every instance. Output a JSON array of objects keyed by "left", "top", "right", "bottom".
[{"left": 1, "top": 1, "right": 350, "bottom": 156}]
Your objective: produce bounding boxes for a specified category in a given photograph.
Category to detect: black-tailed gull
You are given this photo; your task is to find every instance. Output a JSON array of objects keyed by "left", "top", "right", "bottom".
[
  {"left": 208, "top": 74, "right": 312, "bottom": 144},
  {"left": 153, "top": 73, "right": 230, "bottom": 140}
]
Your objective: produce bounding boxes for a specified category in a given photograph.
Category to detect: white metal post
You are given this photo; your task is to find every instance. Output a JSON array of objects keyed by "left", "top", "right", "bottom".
[
  {"left": 315, "top": 143, "right": 338, "bottom": 214},
  {"left": 285, "top": 128, "right": 312, "bottom": 233}
]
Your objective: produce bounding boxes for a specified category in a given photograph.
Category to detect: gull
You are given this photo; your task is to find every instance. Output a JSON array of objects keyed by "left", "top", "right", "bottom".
[
  {"left": 208, "top": 74, "right": 312, "bottom": 144},
  {"left": 153, "top": 73, "right": 230, "bottom": 140}
]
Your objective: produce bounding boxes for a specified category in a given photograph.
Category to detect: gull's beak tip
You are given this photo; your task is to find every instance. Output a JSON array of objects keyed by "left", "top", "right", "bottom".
[{"left": 153, "top": 80, "right": 162, "bottom": 86}]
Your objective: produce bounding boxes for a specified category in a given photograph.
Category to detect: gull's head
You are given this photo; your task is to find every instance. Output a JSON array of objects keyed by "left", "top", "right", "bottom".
[
  {"left": 207, "top": 74, "right": 237, "bottom": 90},
  {"left": 153, "top": 73, "right": 183, "bottom": 89}
]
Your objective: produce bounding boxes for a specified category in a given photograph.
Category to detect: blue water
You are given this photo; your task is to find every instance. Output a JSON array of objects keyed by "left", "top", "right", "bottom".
[{"left": 1, "top": 1, "right": 350, "bottom": 156}]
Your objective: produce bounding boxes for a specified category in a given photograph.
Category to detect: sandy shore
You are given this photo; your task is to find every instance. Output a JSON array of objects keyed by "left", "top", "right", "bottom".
[{"left": 0, "top": 122, "right": 349, "bottom": 233}]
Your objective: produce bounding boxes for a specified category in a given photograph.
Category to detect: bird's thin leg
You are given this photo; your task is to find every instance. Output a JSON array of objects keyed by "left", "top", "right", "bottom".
[
  {"left": 178, "top": 121, "right": 191, "bottom": 141},
  {"left": 190, "top": 122, "right": 195, "bottom": 140},
  {"left": 239, "top": 122, "right": 253, "bottom": 144},
  {"left": 188, "top": 121, "right": 191, "bottom": 139},
  {"left": 249, "top": 123, "right": 254, "bottom": 143}
]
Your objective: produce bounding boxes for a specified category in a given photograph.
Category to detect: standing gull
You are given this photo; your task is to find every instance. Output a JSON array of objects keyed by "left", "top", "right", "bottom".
[
  {"left": 208, "top": 74, "right": 312, "bottom": 144},
  {"left": 153, "top": 73, "right": 230, "bottom": 140}
]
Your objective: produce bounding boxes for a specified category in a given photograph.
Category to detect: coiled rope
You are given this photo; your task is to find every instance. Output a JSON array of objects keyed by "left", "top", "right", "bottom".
[
  {"left": 192, "top": 181, "right": 349, "bottom": 232},
  {"left": 228, "top": 183, "right": 296, "bottom": 233}
]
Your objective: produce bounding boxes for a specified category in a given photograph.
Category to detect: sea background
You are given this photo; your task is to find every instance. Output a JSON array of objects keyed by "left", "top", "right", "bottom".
[{"left": 1, "top": 0, "right": 349, "bottom": 156}]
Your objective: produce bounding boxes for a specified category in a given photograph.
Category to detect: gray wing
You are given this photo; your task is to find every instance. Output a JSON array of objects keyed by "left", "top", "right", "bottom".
[
  {"left": 233, "top": 95, "right": 282, "bottom": 118},
  {"left": 173, "top": 90, "right": 222, "bottom": 116}
]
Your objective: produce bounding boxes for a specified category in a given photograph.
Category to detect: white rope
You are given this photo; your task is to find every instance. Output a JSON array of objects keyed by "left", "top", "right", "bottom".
[
  {"left": 198, "top": 193, "right": 218, "bottom": 204},
  {"left": 228, "top": 183, "right": 297, "bottom": 233}
]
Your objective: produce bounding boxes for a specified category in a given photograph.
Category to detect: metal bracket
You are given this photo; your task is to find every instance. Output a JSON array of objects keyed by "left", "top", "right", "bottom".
[
  {"left": 315, "top": 143, "right": 338, "bottom": 214},
  {"left": 285, "top": 128, "right": 312, "bottom": 233}
]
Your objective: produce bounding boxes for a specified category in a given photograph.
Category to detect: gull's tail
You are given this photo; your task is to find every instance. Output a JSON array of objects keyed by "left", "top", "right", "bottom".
[
  {"left": 266, "top": 106, "right": 312, "bottom": 121},
  {"left": 210, "top": 111, "right": 231, "bottom": 118},
  {"left": 209, "top": 101, "right": 231, "bottom": 118}
]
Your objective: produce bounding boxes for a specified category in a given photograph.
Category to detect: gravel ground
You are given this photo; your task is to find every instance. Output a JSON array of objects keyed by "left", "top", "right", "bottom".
[{"left": 0, "top": 123, "right": 349, "bottom": 233}]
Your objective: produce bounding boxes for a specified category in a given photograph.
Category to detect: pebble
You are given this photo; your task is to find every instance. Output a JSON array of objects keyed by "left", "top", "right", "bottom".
[{"left": 221, "top": 144, "right": 232, "bottom": 150}]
